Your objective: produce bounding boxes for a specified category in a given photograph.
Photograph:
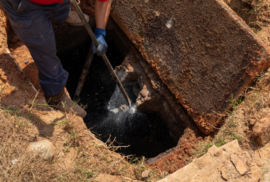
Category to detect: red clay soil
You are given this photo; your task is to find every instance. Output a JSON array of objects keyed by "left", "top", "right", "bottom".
[
  {"left": 97, "top": 0, "right": 270, "bottom": 135},
  {"left": 0, "top": 8, "right": 40, "bottom": 109},
  {"left": 9, "top": 39, "right": 40, "bottom": 88},
  {"left": 0, "top": 6, "right": 8, "bottom": 52},
  {"left": 146, "top": 127, "right": 201, "bottom": 173}
]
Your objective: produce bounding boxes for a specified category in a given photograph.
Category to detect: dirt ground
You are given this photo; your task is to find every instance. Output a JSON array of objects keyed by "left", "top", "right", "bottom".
[{"left": 1, "top": 0, "right": 270, "bottom": 181}]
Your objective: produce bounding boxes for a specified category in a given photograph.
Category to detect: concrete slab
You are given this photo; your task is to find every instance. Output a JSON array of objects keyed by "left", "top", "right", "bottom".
[
  {"left": 109, "top": 0, "right": 270, "bottom": 134},
  {"left": 158, "top": 140, "right": 262, "bottom": 182}
]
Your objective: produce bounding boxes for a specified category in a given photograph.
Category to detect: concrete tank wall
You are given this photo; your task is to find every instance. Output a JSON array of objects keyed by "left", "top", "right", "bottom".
[{"left": 104, "top": 0, "right": 270, "bottom": 134}]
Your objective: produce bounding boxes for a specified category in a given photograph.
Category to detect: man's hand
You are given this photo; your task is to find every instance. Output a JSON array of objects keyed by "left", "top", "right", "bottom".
[{"left": 92, "top": 28, "right": 108, "bottom": 56}]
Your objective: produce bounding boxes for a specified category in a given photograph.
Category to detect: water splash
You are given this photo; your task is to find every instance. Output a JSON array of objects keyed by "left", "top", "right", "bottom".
[
  {"left": 106, "top": 84, "right": 138, "bottom": 124},
  {"left": 106, "top": 104, "right": 138, "bottom": 125},
  {"left": 166, "top": 17, "right": 175, "bottom": 29},
  {"left": 129, "top": 106, "right": 137, "bottom": 114}
]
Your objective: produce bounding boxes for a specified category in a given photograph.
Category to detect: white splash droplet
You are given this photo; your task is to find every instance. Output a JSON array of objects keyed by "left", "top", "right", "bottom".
[
  {"left": 166, "top": 17, "right": 175, "bottom": 29},
  {"left": 129, "top": 106, "right": 137, "bottom": 114}
]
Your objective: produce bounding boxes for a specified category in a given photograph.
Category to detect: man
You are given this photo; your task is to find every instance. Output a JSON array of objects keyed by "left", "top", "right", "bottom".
[{"left": 0, "top": 0, "right": 111, "bottom": 118}]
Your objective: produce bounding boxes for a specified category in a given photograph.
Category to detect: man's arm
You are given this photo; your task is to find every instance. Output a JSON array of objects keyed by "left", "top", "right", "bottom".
[
  {"left": 92, "top": 0, "right": 111, "bottom": 56},
  {"left": 95, "top": 0, "right": 111, "bottom": 29}
]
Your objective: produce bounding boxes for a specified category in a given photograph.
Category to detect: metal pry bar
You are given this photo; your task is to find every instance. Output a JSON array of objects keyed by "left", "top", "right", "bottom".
[
  {"left": 73, "top": 47, "right": 94, "bottom": 100},
  {"left": 71, "top": 0, "right": 132, "bottom": 108}
]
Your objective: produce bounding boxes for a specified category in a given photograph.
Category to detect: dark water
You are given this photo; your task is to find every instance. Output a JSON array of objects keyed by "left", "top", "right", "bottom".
[{"left": 57, "top": 41, "right": 177, "bottom": 158}]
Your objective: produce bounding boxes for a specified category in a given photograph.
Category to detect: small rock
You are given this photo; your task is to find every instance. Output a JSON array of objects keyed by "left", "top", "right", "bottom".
[
  {"left": 249, "top": 118, "right": 256, "bottom": 126},
  {"left": 253, "top": 115, "right": 270, "bottom": 146},
  {"left": 230, "top": 154, "right": 247, "bottom": 175},
  {"left": 12, "top": 159, "right": 18, "bottom": 165},
  {"left": 27, "top": 140, "right": 55, "bottom": 160},
  {"left": 25, "top": 60, "right": 29, "bottom": 64},
  {"left": 142, "top": 169, "right": 151, "bottom": 178}
]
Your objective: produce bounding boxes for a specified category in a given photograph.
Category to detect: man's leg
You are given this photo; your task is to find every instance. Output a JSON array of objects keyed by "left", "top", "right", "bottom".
[
  {"left": 10, "top": 13, "right": 86, "bottom": 117},
  {"left": 12, "top": 15, "right": 68, "bottom": 97},
  {"left": 49, "top": 0, "right": 89, "bottom": 26},
  {"left": 49, "top": 0, "right": 70, "bottom": 24}
]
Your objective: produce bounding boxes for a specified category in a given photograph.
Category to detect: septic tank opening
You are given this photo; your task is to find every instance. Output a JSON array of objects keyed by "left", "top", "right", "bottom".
[{"left": 57, "top": 19, "right": 178, "bottom": 158}]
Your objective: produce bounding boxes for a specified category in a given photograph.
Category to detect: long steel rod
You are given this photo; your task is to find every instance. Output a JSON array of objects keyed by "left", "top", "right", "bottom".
[
  {"left": 71, "top": 0, "right": 132, "bottom": 107},
  {"left": 74, "top": 47, "right": 94, "bottom": 100}
]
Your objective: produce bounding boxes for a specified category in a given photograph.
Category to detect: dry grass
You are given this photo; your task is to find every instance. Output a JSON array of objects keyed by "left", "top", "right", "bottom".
[
  {"left": 0, "top": 101, "right": 163, "bottom": 182},
  {"left": 0, "top": 108, "right": 56, "bottom": 181},
  {"left": 215, "top": 68, "right": 270, "bottom": 150},
  {"left": 248, "top": 0, "right": 270, "bottom": 28},
  {"left": 192, "top": 68, "right": 270, "bottom": 160}
]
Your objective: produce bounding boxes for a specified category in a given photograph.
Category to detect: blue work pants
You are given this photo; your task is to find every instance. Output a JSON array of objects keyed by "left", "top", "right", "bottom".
[{"left": 0, "top": 0, "right": 70, "bottom": 97}]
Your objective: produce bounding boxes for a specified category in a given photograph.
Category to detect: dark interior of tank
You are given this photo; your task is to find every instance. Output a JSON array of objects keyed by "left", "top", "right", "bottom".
[{"left": 56, "top": 19, "right": 178, "bottom": 158}]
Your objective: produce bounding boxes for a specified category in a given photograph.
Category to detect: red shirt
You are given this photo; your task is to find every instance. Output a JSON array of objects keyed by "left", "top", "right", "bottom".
[{"left": 29, "top": 0, "right": 108, "bottom": 5}]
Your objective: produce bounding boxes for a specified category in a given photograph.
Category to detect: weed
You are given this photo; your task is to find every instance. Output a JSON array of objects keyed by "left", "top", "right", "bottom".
[
  {"left": 107, "top": 159, "right": 113, "bottom": 163},
  {"left": 56, "top": 173, "right": 69, "bottom": 182},
  {"left": 262, "top": 167, "right": 269, "bottom": 175},
  {"left": 54, "top": 119, "right": 73, "bottom": 130},
  {"left": 195, "top": 142, "right": 213, "bottom": 157},
  {"left": 26, "top": 81, "right": 32, "bottom": 87},
  {"left": 136, "top": 171, "right": 141, "bottom": 179},
  {"left": 158, "top": 171, "right": 168, "bottom": 179},
  {"left": 3, "top": 107, "right": 20, "bottom": 117},
  {"left": 227, "top": 110, "right": 233, "bottom": 116},
  {"left": 0, "top": 86, "right": 6, "bottom": 96},
  {"left": 63, "top": 146, "right": 70, "bottom": 153},
  {"left": 74, "top": 168, "right": 95, "bottom": 180},
  {"left": 228, "top": 132, "right": 243, "bottom": 143},
  {"left": 131, "top": 157, "right": 139, "bottom": 164},
  {"left": 101, "top": 154, "right": 108, "bottom": 161},
  {"left": 25, "top": 111, "right": 34, "bottom": 121},
  {"left": 228, "top": 117, "right": 236, "bottom": 128},
  {"left": 96, "top": 144, "right": 101, "bottom": 148},
  {"left": 81, "top": 157, "right": 87, "bottom": 163},
  {"left": 68, "top": 130, "right": 79, "bottom": 147},
  {"left": 85, "top": 170, "right": 94, "bottom": 178},
  {"left": 37, "top": 103, "right": 55, "bottom": 108},
  {"left": 228, "top": 94, "right": 243, "bottom": 110},
  {"left": 214, "top": 137, "right": 227, "bottom": 147},
  {"left": 81, "top": 104, "right": 88, "bottom": 110}
]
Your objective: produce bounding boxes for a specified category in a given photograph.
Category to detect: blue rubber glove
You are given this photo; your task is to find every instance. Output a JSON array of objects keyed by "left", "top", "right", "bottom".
[{"left": 92, "top": 28, "right": 108, "bottom": 56}]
